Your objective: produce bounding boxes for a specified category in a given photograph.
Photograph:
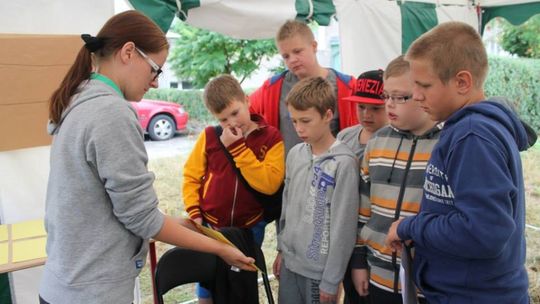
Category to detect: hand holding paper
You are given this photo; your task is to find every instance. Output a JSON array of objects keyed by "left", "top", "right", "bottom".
[{"left": 188, "top": 219, "right": 260, "bottom": 272}]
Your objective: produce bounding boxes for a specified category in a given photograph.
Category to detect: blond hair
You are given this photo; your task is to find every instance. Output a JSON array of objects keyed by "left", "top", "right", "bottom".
[
  {"left": 276, "top": 20, "right": 315, "bottom": 42},
  {"left": 285, "top": 77, "right": 335, "bottom": 117},
  {"left": 406, "top": 21, "right": 488, "bottom": 88},
  {"left": 384, "top": 55, "right": 410, "bottom": 80},
  {"left": 203, "top": 74, "right": 245, "bottom": 114}
]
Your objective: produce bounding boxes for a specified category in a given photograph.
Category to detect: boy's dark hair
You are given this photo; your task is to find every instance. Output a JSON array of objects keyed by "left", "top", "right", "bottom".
[
  {"left": 406, "top": 21, "right": 488, "bottom": 88},
  {"left": 276, "top": 19, "right": 315, "bottom": 43},
  {"left": 285, "top": 77, "right": 335, "bottom": 117},
  {"left": 384, "top": 55, "right": 410, "bottom": 80},
  {"left": 203, "top": 74, "right": 246, "bottom": 114}
]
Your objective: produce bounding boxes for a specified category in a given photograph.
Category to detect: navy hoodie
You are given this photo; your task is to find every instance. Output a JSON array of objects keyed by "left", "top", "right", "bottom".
[{"left": 397, "top": 101, "right": 529, "bottom": 304}]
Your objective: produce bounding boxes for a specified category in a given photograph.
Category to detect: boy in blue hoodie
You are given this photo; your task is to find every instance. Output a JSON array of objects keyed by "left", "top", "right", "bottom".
[{"left": 385, "top": 22, "right": 531, "bottom": 304}]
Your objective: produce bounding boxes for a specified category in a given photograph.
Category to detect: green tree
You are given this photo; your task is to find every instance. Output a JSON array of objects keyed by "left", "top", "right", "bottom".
[
  {"left": 169, "top": 22, "right": 278, "bottom": 88},
  {"left": 500, "top": 15, "right": 540, "bottom": 59}
]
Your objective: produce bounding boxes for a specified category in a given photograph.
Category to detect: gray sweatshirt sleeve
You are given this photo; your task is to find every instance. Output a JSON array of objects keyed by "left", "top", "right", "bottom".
[
  {"left": 277, "top": 149, "right": 293, "bottom": 251},
  {"left": 85, "top": 101, "right": 164, "bottom": 239},
  {"left": 319, "top": 155, "right": 360, "bottom": 294}
]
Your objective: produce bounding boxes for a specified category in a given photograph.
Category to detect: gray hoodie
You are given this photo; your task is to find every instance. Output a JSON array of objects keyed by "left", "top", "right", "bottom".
[
  {"left": 278, "top": 141, "right": 359, "bottom": 294},
  {"left": 40, "top": 80, "right": 164, "bottom": 304}
]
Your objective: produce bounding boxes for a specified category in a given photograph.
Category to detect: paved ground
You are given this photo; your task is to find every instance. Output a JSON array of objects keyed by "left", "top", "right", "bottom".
[{"left": 144, "top": 132, "right": 198, "bottom": 159}]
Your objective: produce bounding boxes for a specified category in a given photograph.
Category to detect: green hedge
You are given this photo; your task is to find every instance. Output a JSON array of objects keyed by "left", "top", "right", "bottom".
[
  {"left": 143, "top": 88, "right": 215, "bottom": 123},
  {"left": 485, "top": 56, "right": 540, "bottom": 132}
]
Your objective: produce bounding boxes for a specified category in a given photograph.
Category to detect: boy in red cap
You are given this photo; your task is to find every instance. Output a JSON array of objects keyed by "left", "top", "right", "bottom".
[
  {"left": 337, "top": 69, "right": 389, "bottom": 159},
  {"left": 337, "top": 69, "right": 388, "bottom": 303}
]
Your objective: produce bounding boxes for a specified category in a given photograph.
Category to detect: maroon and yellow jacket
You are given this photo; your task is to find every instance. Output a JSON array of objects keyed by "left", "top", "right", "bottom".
[{"left": 183, "top": 114, "right": 285, "bottom": 228}]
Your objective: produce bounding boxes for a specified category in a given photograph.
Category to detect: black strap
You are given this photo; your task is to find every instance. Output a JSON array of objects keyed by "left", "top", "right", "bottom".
[
  {"left": 392, "top": 137, "right": 418, "bottom": 293},
  {"left": 213, "top": 126, "right": 265, "bottom": 201}
]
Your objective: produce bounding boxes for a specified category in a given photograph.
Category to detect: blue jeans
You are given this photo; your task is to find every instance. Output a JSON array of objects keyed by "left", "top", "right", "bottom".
[{"left": 196, "top": 220, "right": 266, "bottom": 298}]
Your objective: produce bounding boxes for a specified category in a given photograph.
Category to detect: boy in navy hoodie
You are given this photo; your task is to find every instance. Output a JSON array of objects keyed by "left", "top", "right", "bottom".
[{"left": 385, "top": 22, "right": 530, "bottom": 304}]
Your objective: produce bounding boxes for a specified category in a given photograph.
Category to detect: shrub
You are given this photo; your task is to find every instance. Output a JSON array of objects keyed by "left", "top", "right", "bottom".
[{"left": 485, "top": 56, "right": 540, "bottom": 132}]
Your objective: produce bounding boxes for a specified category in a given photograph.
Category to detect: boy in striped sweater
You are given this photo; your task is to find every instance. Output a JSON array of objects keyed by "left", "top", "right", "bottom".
[{"left": 353, "top": 55, "right": 441, "bottom": 303}]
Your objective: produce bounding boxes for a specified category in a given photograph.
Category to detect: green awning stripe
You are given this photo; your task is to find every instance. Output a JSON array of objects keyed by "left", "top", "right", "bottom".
[
  {"left": 128, "top": 0, "right": 178, "bottom": 33},
  {"left": 481, "top": 3, "right": 540, "bottom": 34},
  {"left": 400, "top": 1, "right": 438, "bottom": 54},
  {"left": 296, "top": 0, "right": 336, "bottom": 26}
]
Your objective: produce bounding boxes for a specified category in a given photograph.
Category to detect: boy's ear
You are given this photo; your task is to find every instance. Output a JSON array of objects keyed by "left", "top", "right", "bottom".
[
  {"left": 455, "top": 70, "right": 473, "bottom": 95},
  {"left": 323, "top": 108, "right": 333, "bottom": 121},
  {"left": 311, "top": 40, "right": 318, "bottom": 52}
]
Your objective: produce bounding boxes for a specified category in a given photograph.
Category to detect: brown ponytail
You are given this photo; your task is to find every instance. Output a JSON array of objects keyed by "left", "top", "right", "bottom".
[
  {"left": 49, "top": 48, "right": 93, "bottom": 124},
  {"left": 48, "top": 10, "right": 169, "bottom": 124}
]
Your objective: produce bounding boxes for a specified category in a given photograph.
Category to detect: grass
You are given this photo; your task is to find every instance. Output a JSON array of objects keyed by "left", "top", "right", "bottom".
[
  {"left": 139, "top": 142, "right": 540, "bottom": 304},
  {"left": 523, "top": 143, "right": 540, "bottom": 303}
]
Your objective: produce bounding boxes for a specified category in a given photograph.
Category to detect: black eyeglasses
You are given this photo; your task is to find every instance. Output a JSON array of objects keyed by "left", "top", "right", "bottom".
[
  {"left": 380, "top": 94, "right": 413, "bottom": 104},
  {"left": 135, "top": 47, "right": 163, "bottom": 81}
]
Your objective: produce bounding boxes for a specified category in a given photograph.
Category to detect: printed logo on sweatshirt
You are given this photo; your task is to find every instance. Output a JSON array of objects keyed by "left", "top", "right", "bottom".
[
  {"left": 424, "top": 163, "right": 455, "bottom": 205},
  {"left": 257, "top": 145, "right": 268, "bottom": 160},
  {"left": 306, "top": 162, "right": 336, "bottom": 261}
]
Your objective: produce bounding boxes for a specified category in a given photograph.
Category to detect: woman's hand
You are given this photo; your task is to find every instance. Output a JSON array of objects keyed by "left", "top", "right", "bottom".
[{"left": 218, "top": 244, "right": 256, "bottom": 271}]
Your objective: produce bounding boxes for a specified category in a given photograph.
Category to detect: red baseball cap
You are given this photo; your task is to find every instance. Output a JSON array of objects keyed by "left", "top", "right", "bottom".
[{"left": 344, "top": 69, "right": 385, "bottom": 105}]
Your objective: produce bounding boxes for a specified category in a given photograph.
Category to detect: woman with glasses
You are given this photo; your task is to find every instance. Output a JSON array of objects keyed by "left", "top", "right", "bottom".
[{"left": 40, "top": 10, "right": 254, "bottom": 304}]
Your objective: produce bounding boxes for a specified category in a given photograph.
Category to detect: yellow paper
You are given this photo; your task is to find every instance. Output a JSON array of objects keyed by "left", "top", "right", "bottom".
[
  {"left": 193, "top": 222, "right": 235, "bottom": 247},
  {"left": 12, "top": 237, "right": 47, "bottom": 263},
  {"left": 0, "top": 225, "right": 7, "bottom": 242},
  {"left": 12, "top": 219, "right": 46, "bottom": 240},
  {"left": 0, "top": 243, "right": 8, "bottom": 264}
]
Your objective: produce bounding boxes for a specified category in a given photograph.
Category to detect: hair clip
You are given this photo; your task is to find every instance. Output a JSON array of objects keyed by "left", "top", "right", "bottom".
[{"left": 81, "top": 34, "right": 104, "bottom": 52}]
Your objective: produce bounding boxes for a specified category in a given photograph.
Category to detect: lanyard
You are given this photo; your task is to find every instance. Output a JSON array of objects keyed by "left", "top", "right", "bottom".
[{"left": 90, "top": 73, "right": 124, "bottom": 98}]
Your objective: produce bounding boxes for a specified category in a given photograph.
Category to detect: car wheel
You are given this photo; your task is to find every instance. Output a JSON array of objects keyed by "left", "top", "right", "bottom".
[{"left": 148, "top": 114, "right": 176, "bottom": 141}]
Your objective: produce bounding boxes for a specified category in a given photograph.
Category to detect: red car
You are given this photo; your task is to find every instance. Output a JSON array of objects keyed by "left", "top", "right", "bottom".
[{"left": 129, "top": 99, "right": 189, "bottom": 141}]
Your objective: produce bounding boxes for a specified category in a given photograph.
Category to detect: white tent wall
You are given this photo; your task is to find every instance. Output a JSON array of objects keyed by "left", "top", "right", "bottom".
[
  {"left": 0, "top": 0, "right": 114, "bottom": 34},
  {"left": 0, "top": 147, "right": 49, "bottom": 224},
  {"left": 186, "top": 0, "right": 298, "bottom": 39},
  {"left": 0, "top": 2, "right": 115, "bottom": 303},
  {"left": 0, "top": 146, "right": 50, "bottom": 304},
  {"left": 335, "top": 0, "right": 402, "bottom": 75},
  {"left": 335, "top": 0, "right": 478, "bottom": 76}
]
